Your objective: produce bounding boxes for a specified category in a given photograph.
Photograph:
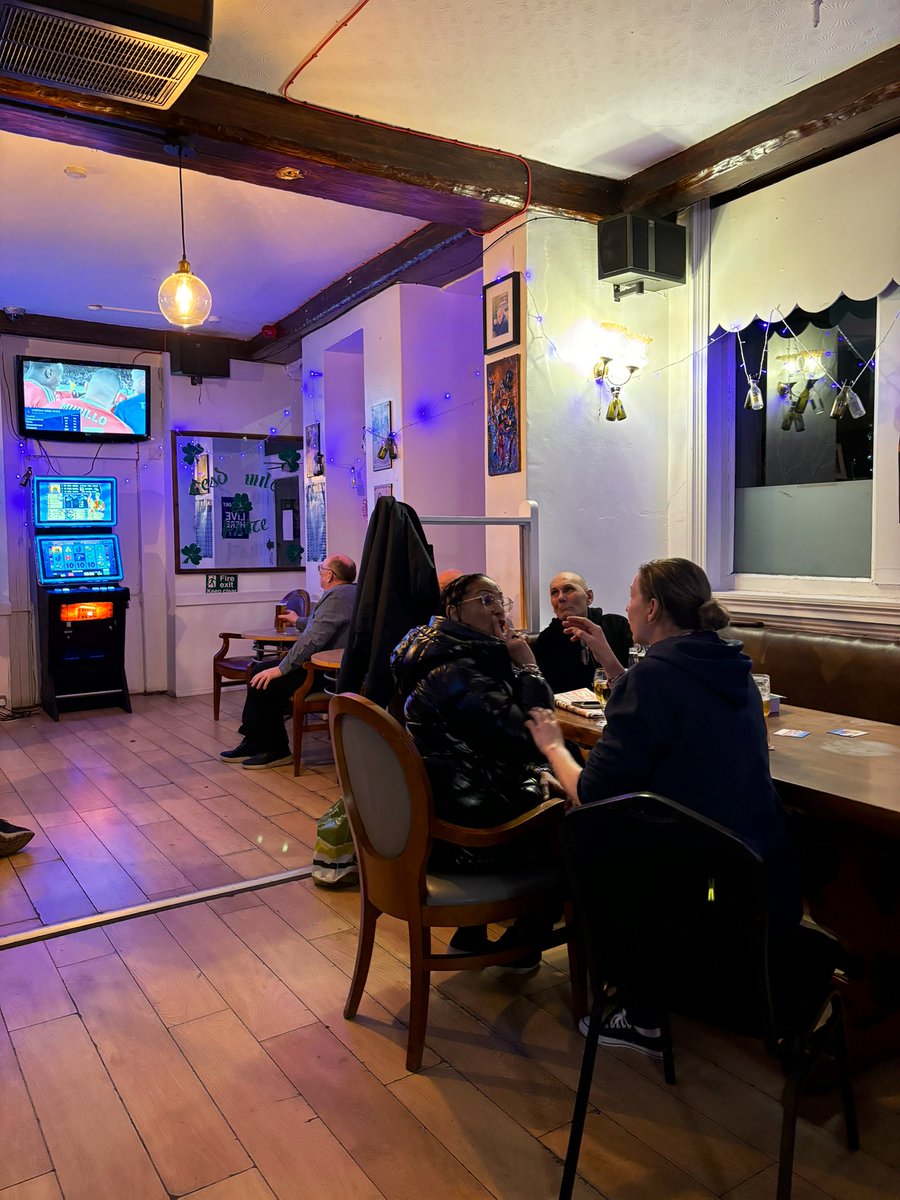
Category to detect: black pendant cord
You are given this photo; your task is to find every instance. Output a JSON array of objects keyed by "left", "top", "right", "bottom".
[{"left": 178, "top": 146, "right": 187, "bottom": 262}]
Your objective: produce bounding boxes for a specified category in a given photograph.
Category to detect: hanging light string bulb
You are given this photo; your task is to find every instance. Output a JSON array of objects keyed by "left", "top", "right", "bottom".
[{"left": 158, "top": 142, "right": 212, "bottom": 328}]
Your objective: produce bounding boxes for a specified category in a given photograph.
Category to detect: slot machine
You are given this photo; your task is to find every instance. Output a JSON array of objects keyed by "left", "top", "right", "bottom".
[{"left": 31, "top": 476, "right": 131, "bottom": 720}]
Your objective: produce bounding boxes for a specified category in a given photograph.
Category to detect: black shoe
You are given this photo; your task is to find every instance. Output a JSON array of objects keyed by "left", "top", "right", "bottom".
[
  {"left": 242, "top": 751, "right": 293, "bottom": 770},
  {"left": 492, "top": 926, "right": 542, "bottom": 973},
  {"left": 0, "top": 820, "right": 35, "bottom": 857},
  {"left": 580, "top": 1007, "right": 663, "bottom": 1060},
  {"left": 220, "top": 740, "right": 258, "bottom": 762},
  {"left": 448, "top": 925, "right": 490, "bottom": 954}
]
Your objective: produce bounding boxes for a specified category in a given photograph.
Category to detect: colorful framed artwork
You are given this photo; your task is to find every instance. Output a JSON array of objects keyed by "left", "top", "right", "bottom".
[
  {"left": 483, "top": 271, "right": 521, "bottom": 354},
  {"left": 487, "top": 354, "right": 521, "bottom": 476},
  {"left": 305, "top": 479, "right": 327, "bottom": 563},
  {"left": 304, "top": 422, "right": 321, "bottom": 477},
  {"left": 371, "top": 400, "right": 393, "bottom": 472},
  {"left": 373, "top": 483, "right": 393, "bottom": 500}
]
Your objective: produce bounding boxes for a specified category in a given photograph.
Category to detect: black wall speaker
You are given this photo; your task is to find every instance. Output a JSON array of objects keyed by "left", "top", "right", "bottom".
[
  {"left": 168, "top": 335, "right": 231, "bottom": 380},
  {"left": 598, "top": 214, "right": 686, "bottom": 292}
]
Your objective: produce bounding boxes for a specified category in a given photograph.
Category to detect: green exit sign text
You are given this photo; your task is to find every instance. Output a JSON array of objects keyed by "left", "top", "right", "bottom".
[{"left": 206, "top": 573, "right": 239, "bottom": 593}]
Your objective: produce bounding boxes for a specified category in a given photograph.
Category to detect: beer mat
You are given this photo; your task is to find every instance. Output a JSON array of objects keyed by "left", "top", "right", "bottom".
[
  {"left": 827, "top": 728, "right": 868, "bottom": 737},
  {"left": 773, "top": 728, "right": 810, "bottom": 738}
]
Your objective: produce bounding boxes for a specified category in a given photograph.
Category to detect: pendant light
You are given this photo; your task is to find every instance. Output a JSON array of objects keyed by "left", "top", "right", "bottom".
[{"left": 158, "top": 142, "right": 212, "bottom": 328}]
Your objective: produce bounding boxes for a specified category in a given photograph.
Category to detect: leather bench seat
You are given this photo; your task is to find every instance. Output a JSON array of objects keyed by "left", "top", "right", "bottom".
[{"left": 726, "top": 626, "right": 900, "bottom": 726}]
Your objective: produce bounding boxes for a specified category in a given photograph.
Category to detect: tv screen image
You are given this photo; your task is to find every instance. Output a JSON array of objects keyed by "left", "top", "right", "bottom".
[
  {"left": 17, "top": 357, "right": 150, "bottom": 442},
  {"left": 34, "top": 535, "right": 124, "bottom": 587},
  {"left": 32, "top": 477, "right": 118, "bottom": 529}
]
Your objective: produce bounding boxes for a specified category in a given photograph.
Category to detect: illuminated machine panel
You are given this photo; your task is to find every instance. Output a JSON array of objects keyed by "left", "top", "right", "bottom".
[
  {"left": 35, "top": 535, "right": 124, "bottom": 587},
  {"left": 32, "top": 476, "right": 117, "bottom": 528}
]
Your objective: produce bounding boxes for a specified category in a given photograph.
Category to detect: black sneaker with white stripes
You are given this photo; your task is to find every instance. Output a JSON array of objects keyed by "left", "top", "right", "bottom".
[{"left": 579, "top": 1007, "right": 663, "bottom": 1060}]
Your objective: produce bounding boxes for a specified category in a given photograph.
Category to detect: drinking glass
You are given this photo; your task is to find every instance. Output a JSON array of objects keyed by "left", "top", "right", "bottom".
[
  {"left": 274, "top": 603, "right": 288, "bottom": 632},
  {"left": 752, "top": 673, "right": 771, "bottom": 718},
  {"left": 593, "top": 668, "right": 611, "bottom": 709}
]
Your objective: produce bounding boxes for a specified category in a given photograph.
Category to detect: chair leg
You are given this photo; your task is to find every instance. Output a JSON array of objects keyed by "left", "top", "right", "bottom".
[
  {"left": 564, "top": 909, "right": 588, "bottom": 1021},
  {"left": 344, "top": 898, "right": 378, "bottom": 1020},
  {"left": 659, "top": 1009, "right": 677, "bottom": 1086},
  {"left": 777, "top": 1074, "right": 800, "bottom": 1200},
  {"left": 292, "top": 709, "right": 304, "bottom": 776},
  {"left": 559, "top": 1001, "right": 603, "bottom": 1200},
  {"left": 213, "top": 673, "right": 221, "bottom": 721},
  {"left": 406, "top": 925, "right": 432, "bottom": 1073},
  {"left": 831, "top": 994, "right": 860, "bottom": 1151}
]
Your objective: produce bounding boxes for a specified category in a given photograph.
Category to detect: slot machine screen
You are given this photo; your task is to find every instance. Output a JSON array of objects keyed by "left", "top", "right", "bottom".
[
  {"left": 35, "top": 536, "right": 124, "bottom": 587},
  {"left": 32, "top": 477, "right": 117, "bottom": 528}
]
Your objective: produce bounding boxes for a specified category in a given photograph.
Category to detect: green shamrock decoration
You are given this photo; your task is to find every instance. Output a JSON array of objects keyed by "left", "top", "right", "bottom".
[
  {"left": 181, "top": 543, "right": 204, "bottom": 565},
  {"left": 181, "top": 441, "right": 205, "bottom": 466},
  {"left": 277, "top": 449, "right": 300, "bottom": 473},
  {"left": 285, "top": 541, "right": 304, "bottom": 564},
  {"left": 231, "top": 492, "right": 253, "bottom": 514}
]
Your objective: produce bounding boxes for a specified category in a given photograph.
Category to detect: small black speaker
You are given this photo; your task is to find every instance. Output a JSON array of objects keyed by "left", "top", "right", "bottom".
[
  {"left": 598, "top": 215, "right": 686, "bottom": 292},
  {"left": 168, "top": 335, "right": 231, "bottom": 380}
]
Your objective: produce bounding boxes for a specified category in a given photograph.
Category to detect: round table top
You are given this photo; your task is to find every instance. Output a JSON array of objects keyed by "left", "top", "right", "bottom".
[
  {"left": 240, "top": 628, "right": 298, "bottom": 644},
  {"left": 310, "top": 647, "right": 345, "bottom": 671}
]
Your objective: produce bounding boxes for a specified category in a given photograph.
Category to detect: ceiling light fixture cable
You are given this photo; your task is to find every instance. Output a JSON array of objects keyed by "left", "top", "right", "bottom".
[
  {"left": 280, "top": 0, "right": 532, "bottom": 237},
  {"left": 157, "top": 141, "right": 213, "bottom": 328}
]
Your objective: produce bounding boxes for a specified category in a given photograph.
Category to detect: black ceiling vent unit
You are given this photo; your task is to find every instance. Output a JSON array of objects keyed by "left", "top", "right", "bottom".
[
  {"left": 598, "top": 214, "right": 687, "bottom": 301},
  {"left": 0, "top": 1, "right": 212, "bottom": 109}
]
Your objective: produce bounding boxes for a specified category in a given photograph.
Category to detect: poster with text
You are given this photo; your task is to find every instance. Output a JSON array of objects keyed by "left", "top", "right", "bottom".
[{"left": 221, "top": 495, "right": 251, "bottom": 539}]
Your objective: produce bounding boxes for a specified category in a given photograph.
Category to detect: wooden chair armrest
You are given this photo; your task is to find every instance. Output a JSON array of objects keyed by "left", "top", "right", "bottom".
[
  {"left": 214, "top": 632, "right": 248, "bottom": 662},
  {"left": 291, "top": 660, "right": 318, "bottom": 706},
  {"left": 432, "top": 798, "right": 566, "bottom": 848}
]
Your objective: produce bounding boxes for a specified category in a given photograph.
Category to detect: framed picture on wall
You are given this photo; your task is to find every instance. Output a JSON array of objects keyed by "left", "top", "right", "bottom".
[
  {"left": 483, "top": 271, "right": 521, "bottom": 354},
  {"left": 487, "top": 354, "right": 521, "bottom": 476},
  {"left": 373, "top": 483, "right": 393, "bottom": 500},
  {"left": 304, "top": 422, "right": 321, "bottom": 477},
  {"left": 371, "top": 400, "right": 394, "bottom": 472}
]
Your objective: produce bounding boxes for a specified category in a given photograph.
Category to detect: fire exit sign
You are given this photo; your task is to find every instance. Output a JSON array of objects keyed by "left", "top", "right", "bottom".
[{"left": 205, "top": 573, "right": 238, "bottom": 593}]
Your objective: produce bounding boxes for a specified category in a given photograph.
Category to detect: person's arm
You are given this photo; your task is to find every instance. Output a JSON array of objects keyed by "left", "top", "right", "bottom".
[
  {"left": 526, "top": 708, "right": 583, "bottom": 804},
  {"left": 278, "top": 589, "right": 346, "bottom": 674},
  {"left": 562, "top": 615, "right": 626, "bottom": 679}
]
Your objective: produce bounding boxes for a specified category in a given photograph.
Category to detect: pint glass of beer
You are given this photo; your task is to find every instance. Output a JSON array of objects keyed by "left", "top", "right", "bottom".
[
  {"left": 752, "top": 673, "right": 771, "bottom": 718},
  {"left": 274, "top": 603, "right": 288, "bottom": 632}
]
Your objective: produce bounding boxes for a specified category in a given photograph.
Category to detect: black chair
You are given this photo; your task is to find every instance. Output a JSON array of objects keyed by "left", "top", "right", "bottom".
[{"left": 558, "top": 792, "right": 858, "bottom": 1200}]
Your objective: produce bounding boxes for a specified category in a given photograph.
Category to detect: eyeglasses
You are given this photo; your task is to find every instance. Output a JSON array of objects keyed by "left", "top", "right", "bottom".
[
  {"left": 459, "top": 592, "right": 513, "bottom": 612},
  {"left": 318, "top": 565, "right": 333, "bottom": 576}
]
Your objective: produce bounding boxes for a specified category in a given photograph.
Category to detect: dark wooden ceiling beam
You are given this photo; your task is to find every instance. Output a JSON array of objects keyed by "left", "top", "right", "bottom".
[
  {"left": 623, "top": 45, "right": 900, "bottom": 216},
  {"left": 0, "top": 75, "right": 622, "bottom": 229},
  {"left": 0, "top": 311, "right": 252, "bottom": 359},
  {"left": 248, "top": 224, "right": 482, "bottom": 363}
]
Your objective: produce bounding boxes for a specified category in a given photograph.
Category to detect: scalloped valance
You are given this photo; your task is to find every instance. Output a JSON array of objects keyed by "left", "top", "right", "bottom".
[{"left": 709, "top": 134, "right": 900, "bottom": 333}]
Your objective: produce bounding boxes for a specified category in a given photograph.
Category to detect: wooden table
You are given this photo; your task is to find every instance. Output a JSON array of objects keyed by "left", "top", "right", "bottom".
[
  {"left": 310, "top": 647, "right": 344, "bottom": 672},
  {"left": 240, "top": 628, "right": 298, "bottom": 661},
  {"left": 556, "top": 701, "right": 900, "bottom": 1067}
]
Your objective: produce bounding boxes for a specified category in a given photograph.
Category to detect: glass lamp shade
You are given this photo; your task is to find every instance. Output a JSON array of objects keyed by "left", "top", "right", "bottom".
[{"left": 158, "top": 258, "right": 212, "bottom": 328}]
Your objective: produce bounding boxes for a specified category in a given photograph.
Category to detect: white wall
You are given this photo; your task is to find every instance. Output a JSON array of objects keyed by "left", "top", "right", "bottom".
[
  {"left": 523, "top": 217, "right": 673, "bottom": 627},
  {"left": 0, "top": 336, "right": 301, "bottom": 705}
]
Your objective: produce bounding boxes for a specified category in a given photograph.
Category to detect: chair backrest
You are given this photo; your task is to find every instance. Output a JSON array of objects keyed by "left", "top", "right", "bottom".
[
  {"left": 282, "top": 588, "right": 311, "bottom": 622},
  {"left": 329, "top": 692, "right": 435, "bottom": 919},
  {"left": 561, "top": 793, "right": 775, "bottom": 1040}
]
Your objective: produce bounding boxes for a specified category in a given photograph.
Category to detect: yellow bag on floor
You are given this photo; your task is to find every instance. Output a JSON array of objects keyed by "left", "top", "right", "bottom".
[{"left": 311, "top": 798, "right": 359, "bottom": 887}]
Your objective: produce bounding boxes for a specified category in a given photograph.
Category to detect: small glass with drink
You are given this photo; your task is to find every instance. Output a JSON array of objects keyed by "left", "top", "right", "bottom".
[
  {"left": 274, "top": 603, "right": 288, "bottom": 633},
  {"left": 752, "top": 673, "right": 771, "bottom": 718},
  {"left": 593, "top": 668, "right": 611, "bottom": 709}
]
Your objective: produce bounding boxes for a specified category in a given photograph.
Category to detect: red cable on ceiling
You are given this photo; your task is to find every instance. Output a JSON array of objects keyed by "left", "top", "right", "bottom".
[{"left": 279, "top": 0, "right": 532, "bottom": 238}]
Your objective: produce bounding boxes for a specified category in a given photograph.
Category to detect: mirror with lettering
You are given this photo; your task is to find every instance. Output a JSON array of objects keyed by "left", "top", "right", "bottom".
[{"left": 172, "top": 431, "right": 303, "bottom": 573}]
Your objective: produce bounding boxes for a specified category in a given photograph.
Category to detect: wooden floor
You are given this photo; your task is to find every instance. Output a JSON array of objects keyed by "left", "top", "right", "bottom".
[{"left": 1, "top": 693, "right": 899, "bottom": 1200}]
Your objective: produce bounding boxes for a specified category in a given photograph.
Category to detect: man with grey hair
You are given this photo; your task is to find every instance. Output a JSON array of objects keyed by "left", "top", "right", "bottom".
[
  {"left": 532, "top": 570, "right": 631, "bottom": 693},
  {"left": 221, "top": 554, "right": 357, "bottom": 769}
]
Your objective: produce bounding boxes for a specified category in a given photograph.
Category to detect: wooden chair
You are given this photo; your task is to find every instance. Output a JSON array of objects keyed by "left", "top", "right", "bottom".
[
  {"left": 281, "top": 588, "right": 311, "bottom": 630},
  {"left": 212, "top": 632, "right": 260, "bottom": 721},
  {"left": 291, "top": 661, "right": 331, "bottom": 774},
  {"left": 329, "top": 692, "right": 586, "bottom": 1071}
]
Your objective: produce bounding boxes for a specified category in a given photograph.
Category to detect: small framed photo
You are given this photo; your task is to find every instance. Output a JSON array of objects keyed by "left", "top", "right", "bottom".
[
  {"left": 371, "top": 400, "right": 393, "bottom": 472},
  {"left": 483, "top": 271, "right": 521, "bottom": 354},
  {"left": 373, "top": 483, "right": 393, "bottom": 500}
]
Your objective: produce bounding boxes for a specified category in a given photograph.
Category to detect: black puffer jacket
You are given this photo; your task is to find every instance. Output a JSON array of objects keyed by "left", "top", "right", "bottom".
[{"left": 391, "top": 616, "right": 554, "bottom": 830}]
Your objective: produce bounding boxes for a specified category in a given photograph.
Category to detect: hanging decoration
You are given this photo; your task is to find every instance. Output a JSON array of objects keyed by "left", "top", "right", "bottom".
[{"left": 158, "top": 142, "right": 212, "bottom": 329}]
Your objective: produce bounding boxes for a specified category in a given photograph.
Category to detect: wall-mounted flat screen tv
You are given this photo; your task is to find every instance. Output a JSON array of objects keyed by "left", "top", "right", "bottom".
[
  {"left": 32, "top": 476, "right": 118, "bottom": 529},
  {"left": 34, "top": 535, "right": 124, "bottom": 587},
  {"left": 16, "top": 356, "right": 150, "bottom": 442}
]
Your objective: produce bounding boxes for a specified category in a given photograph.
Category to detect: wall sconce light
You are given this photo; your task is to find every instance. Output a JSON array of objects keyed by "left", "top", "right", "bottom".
[
  {"left": 593, "top": 322, "right": 651, "bottom": 421},
  {"left": 158, "top": 140, "right": 212, "bottom": 328}
]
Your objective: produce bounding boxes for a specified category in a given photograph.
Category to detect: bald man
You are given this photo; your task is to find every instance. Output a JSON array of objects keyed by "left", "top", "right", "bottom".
[
  {"left": 221, "top": 554, "right": 357, "bottom": 769},
  {"left": 532, "top": 571, "right": 632, "bottom": 693}
]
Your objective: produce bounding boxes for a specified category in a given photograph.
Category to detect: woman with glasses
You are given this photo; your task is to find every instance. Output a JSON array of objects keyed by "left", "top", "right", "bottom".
[{"left": 392, "top": 573, "right": 557, "bottom": 964}]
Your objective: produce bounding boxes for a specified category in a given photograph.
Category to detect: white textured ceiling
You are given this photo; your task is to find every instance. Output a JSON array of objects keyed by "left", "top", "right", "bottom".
[
  {"left": 207, "top": 0, "right": 899, "bottom": 178},
  {"left": 1, "top": 0, "right": 897, "bottom": 338}
]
